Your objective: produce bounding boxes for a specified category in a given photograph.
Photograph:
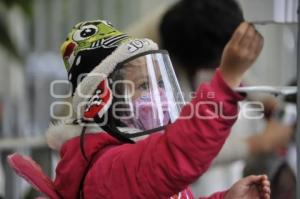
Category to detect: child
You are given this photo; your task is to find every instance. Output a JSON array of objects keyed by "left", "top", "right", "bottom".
[{"left": 9, "top": 20, "right": 270, "bottom": 199}]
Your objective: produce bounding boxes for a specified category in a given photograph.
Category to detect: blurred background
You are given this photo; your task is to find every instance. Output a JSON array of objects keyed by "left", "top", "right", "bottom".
[{"left": 0, "top": 0, "right": 298, "bottom": 198}]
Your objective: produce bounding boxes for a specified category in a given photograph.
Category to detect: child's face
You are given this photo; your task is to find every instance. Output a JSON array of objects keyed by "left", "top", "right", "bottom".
[
  {"left": 121, "top": 56, "right": 164, "bottom": 101},
  {"left": 116, "top": 55, "right": 171, "bottom": 131}
]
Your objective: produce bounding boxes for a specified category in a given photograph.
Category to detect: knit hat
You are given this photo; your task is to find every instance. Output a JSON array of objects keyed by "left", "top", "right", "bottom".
[{"left": 60, "top": 20, "right": 158, "bottom": 121}]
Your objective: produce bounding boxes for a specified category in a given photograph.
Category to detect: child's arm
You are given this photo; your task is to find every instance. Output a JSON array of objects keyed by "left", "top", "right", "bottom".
[
  {"left": 219, "top": 23, "right": 264, "bottom": 88},
  {"left": 93, "top": 22, "right": 264, "bottom": 198},
  {"left": 94, "top": 69, "right": 238, "bottom": 198}
]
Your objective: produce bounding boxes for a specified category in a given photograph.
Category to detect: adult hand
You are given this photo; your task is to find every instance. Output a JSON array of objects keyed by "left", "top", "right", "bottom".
[{"left": 248, "top": 119, "right": 293, "bottom": 154}]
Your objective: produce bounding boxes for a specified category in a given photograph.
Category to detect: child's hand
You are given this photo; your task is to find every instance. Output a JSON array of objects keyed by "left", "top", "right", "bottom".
[
  {"left": 225, "top": 175, "right": 271, "bottom": 199},
  {"left": 220, "top": 22, "right": 264, "bottom": 88}
]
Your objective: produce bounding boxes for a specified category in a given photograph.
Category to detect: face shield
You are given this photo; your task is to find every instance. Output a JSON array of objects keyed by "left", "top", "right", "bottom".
[{"left": 109, "top": 50, "right": 185, "bottom": 137}]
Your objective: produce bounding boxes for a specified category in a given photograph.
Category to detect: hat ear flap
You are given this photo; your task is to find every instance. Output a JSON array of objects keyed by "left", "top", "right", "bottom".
[{"left": 83, "top": 79, "right": 113, "bottom": 120}]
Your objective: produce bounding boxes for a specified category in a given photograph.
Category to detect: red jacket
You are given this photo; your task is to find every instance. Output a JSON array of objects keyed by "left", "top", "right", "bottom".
[{"left": 53, "top": 69, "right": 243, "bottom": 198}]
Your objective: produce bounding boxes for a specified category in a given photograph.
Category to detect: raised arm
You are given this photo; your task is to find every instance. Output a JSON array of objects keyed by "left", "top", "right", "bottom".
[{"left": 93, "top": 22, "right": 264, "bottom": 198}]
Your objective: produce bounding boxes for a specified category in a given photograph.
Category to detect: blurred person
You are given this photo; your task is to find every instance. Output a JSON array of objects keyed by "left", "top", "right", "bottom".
[
  {"left": 244, "top": 79, "right": 297, "bottom": 199},
  {"left": 126, "top": 0, "right": 293, "bottom": 196},
  {"left": 7, "top": 19, "right": 272, "bottom": 199}
]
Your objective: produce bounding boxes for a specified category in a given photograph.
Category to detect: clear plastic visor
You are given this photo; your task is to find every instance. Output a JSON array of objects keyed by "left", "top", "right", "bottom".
[{"left": 110, "top": 50, "right": 185, "bottom": 131}]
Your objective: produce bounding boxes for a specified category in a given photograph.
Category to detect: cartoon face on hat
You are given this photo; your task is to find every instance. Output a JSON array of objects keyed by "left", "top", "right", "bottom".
[
  {"left": 60, "top": 20, "right": 130, "bottom": 92},
  {"left": 60, "top": 19, "right": 159, "bottom": 122}
]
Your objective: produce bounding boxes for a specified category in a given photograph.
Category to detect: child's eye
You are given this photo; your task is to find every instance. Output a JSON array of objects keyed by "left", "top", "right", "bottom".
[{"left": 137, "top": 82, "right": 149, "bottom": 91}]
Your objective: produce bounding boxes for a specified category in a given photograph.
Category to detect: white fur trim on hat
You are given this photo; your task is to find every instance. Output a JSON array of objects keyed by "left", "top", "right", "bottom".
[{"left": 72, "top": 38, "right": 158, "bottom": 118}]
